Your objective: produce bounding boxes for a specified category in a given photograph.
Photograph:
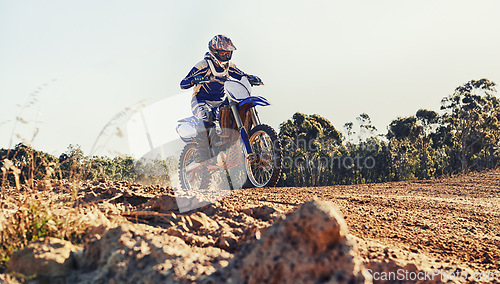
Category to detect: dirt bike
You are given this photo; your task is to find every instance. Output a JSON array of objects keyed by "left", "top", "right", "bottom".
[{"left": 176, "top": 76, "right": 282, "bottom": 190}]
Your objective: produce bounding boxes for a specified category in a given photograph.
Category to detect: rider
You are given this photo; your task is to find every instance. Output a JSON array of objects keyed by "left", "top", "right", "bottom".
[{"left": 180, "top": 34, "right": 262, "bottom": 163}]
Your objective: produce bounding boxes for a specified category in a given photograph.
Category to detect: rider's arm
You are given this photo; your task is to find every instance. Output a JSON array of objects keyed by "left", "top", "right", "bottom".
[
  {"left": 180, "top": 61, "right": 209, "bottom": 89},
  {"left": 180, "top": 67, "right": 199, "bottom": 89},
  {"left": 228, "top": 63, "right": 246, "bottom": 80},
  {"left": 228, "top": 64, "right": 263, "bottom": 85}
]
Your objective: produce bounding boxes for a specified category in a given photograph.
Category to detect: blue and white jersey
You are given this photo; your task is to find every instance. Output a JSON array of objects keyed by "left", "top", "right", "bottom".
[{"left": 180, "top": 53, "right": 246, "bottom": 102}]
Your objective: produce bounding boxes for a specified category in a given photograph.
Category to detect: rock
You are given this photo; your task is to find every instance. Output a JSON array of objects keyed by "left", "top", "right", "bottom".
[
  {"left": 69, "top": 223, "right": 231, "bottom": 283},
  {"left": 216, "top": 231, "right": 238, "bottom": 252},
  {"left": 35, "top": 179, "right": 53, "bottom": 191},
  {"left": 7, "top": 237, "right": 78, "bottom": 278},
  {"left": 242, "top": 205, "right": 277, "bottom": 221},
  {"left": 189, "top": 212, "right": 220, "bottom": 231},
  {"left": 176, "top": 196, "right": 211, "bottom": 213},
  {"left": 204, "top": 200, "right": 369, "bottom": 284},
  {"left": 143, "top": 194, "right": 179, "bottom": 212},
  {"left": 0, "top": 273, "right": 22, "bottom": 284}
]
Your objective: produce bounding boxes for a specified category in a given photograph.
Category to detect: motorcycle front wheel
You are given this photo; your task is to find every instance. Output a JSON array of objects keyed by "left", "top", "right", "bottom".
[{"left": 245, "top": 124, "right": 282, "bottom": 188}]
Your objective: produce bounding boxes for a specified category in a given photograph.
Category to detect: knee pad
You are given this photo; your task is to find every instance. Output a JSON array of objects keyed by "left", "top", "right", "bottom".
[{"left": 192, "top": 102, "right": 215, "bottom": 127}]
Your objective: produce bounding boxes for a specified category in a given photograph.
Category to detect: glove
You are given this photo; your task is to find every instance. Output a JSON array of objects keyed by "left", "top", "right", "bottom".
[
  {"left": 192, "top": 75, "right": 208, "bottom": 85},
  {"left": 248, "top": 75, "right": 264, "bottom": 86}
]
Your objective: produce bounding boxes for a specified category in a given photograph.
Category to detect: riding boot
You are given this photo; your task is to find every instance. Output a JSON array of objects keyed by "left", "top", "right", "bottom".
[{"left": 195, "top": 125, "right": 211, "bottom": 163}]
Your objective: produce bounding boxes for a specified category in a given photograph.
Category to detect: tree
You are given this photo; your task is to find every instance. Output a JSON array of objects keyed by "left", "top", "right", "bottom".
[
  {"left": 343, "top": 113, "right": 378, "bottom": 143},
  {"left": 415, "top": 109, "right": 439, "bottom": 179},
  {"left": 440, "top": 78, "right": 499, "bottom": 173},
  {"left": 387, "top": 116, "right": 421, "bottom": 180},
  {"left": 356, "top": 113, "right": 378, "bottom": 143},
  {"left": 1, "top": 143, "right": 58, "bottom": 187},
  {"left": 279, "top": 113, "right": 342, "bottom": 186},
  {"left": 59, "top": 144, "right": 85, "bottom": 180},
  {"left": 341, "top": 113, "right": 390, "bottom": 184}
]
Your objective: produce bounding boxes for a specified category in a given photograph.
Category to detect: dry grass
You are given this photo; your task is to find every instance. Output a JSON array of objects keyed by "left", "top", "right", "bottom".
[{"left": 0, "top": 159, "right": 121, "bottom": 273}]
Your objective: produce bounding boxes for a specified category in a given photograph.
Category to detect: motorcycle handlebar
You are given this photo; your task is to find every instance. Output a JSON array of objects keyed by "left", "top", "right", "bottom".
[{"left": 196, "top": 76, "right": 263, "bottom": 86}]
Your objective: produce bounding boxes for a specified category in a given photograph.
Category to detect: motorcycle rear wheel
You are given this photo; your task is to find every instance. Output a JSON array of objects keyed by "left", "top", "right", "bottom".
[{"left": 178, "top": 144, "right": 210, "bottom": 190}]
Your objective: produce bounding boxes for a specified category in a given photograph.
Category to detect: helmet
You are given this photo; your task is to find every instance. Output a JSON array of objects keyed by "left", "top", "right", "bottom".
[{"left": 208, "top": 35, "right": 236, "bottom": 63}]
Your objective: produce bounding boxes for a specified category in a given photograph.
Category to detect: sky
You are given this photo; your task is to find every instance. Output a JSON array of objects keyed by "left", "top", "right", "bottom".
[{"left": 1, "top": 0, "right": 500, "bottom": 158}]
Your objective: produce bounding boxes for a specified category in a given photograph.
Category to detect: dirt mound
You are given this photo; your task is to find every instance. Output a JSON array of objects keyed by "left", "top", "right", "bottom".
[{"left": 204, "top": 200, "right": 368, "bottom": 284}]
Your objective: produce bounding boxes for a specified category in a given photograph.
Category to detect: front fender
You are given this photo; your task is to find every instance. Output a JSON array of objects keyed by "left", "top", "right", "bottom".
[{"left": 238, "top": 96, "right": 270, "bottom": 108}]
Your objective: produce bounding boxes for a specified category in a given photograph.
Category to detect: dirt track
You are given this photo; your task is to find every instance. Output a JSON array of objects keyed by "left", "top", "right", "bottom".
[
  {"left": 223, "top": 170, "right": 500, "bottom": 272},
  {"left": 2, "top": 169, "right": 499, "bottom": 283}
]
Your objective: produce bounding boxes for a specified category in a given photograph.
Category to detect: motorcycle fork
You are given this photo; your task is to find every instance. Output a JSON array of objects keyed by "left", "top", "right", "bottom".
[
  {"left": 248, "top": 106, "right": 272, "bottom": 156},
  {"left": 230, "top": 102, "right": 253, "bottom": 155},
  {"left": 249, "top": 107, "right": 261, "bottom": 126},
  {"left": 207, "top": 127, "right": 217, "bottom": 158}
]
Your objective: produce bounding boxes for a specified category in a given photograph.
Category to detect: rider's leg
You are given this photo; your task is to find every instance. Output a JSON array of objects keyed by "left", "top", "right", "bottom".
[
  {"left": 191, "top": 100, "right": 214, "bottom": 163},
  {"left": 195, "top": 123, "right": 210, "bottom": 163}
]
